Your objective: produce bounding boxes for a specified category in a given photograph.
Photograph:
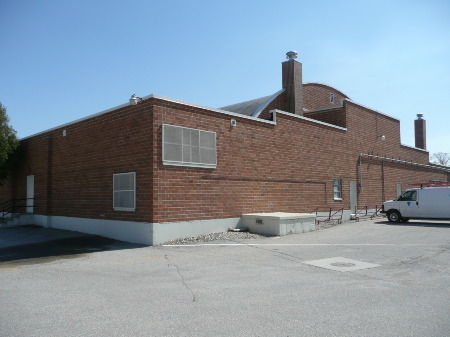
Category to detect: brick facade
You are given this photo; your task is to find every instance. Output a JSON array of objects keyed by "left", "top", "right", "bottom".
[{"left": 2, "top": 55, "right": 448, "bottom": 244}]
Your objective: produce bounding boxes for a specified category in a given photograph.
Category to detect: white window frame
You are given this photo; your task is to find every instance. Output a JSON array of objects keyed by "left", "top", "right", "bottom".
[
  {"left": 113, "top": 172, "right": 136, "bottom": 211},
  {"left": 162, "top": 124, "right": 217, "bottom": 169},
  {"left": 333, "top": 179, "right": 342, "bottom": 200}
]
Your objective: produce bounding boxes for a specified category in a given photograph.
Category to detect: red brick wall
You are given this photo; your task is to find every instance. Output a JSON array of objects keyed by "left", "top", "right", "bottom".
[
  {"left": 10, "top": 102, "right": 154, "bottom": 222},
  {"left": 304, "top": 107, "right": 347, "bottom": 128},
  {"left": 151, "top": 98, "right": 447, "bottom": 223},
  {"left": 3, "top": 95, "right": 447, "bottom": 226},
  {"left": 303, "top": 83, "right": 349, "bottom": 111},
  {"left": 258, "top": 91, "right": 287, "bottom": 120},
  {"left": 0, "top": 176, "right": 13, "bottom": 203}
]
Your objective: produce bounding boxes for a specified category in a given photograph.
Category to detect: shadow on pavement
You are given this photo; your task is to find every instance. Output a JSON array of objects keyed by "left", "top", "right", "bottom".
[
  {"left": 0, "top": 228, "right": 145, "bottom": 266},
  {"left": 375, "top": 219, "right": 450, "bottom": 228}
]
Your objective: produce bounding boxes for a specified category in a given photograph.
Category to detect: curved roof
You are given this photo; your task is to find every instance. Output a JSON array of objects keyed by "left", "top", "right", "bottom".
[
  {"left": 220, "top": 95, "right": 272, "bottom": 116},
  {"left": 220, "top": 83, "right": 350, "bottom": 117},
  {"left": 219, "top": 89, "right": 285, "bottom": 117},
  {"left": 303, "top": 82, "right": 350, "bottom": 100}
]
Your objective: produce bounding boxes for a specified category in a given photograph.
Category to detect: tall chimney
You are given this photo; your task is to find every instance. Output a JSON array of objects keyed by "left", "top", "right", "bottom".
[
  {"left": 282, "top": 51, "right": 303, "bottom": 115},
  {"left": 414, "top": 114, "right": 427, "bottom": 150}
]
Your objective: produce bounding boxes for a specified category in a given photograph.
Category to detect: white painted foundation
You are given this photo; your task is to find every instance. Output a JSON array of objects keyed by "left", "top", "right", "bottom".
[
  {"left": 11, "top": 209, "right": 362, "bottom": 245},
  {"left": 18, "top": 214, "right": 242, "bottom": 245}
]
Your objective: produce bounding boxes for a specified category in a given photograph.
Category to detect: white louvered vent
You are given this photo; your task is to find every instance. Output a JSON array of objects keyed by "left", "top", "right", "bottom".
[{"left": 163, "top": 124, "right": 217, "bottom": 168}]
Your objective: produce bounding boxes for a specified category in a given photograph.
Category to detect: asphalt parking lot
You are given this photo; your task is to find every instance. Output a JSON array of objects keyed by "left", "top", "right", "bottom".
[{"left": 1, "top": 219, "right": 449, "bottom": 337}]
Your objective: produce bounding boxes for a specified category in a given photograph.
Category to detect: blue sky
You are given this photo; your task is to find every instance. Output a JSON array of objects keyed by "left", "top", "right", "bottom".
[{"left": 1, "top": 0, "right": 449, "bottom": 156}]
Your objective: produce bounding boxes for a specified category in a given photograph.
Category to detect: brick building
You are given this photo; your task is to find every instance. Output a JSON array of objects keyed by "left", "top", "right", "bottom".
[{"left": 2, "top": 51, "right": 449, "bottom": 244}]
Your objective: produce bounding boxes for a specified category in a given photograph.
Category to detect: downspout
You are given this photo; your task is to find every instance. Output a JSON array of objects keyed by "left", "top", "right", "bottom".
[
  {"left": 359, "top": 155, "right": 363, "bottom": 191},
  {"left": 381, "top": 160, "right": 385, "bottom": 202}
]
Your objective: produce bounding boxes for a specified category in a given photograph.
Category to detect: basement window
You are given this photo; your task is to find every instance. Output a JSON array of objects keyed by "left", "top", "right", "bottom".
[
  {"left": 113, "top": 172, "right": 136, "bottom": 211},
  {"left": 163, "top": 124, "right": 217, "bottom": 168},
  {"left": 333, "top": 179, "right": 342, "bottom": 200}
]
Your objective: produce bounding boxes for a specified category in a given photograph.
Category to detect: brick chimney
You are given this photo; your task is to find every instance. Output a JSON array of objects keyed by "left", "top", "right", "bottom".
[
  {"left": 282, "top": 51, "right": 303, "bottom": 115},
  {"left": 414, "top": 114, "right": 427, "bottom": 150}
]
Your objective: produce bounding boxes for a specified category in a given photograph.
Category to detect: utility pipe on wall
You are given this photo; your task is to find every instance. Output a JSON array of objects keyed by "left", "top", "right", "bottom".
[{"left": 358, "top": 153, "right": 450, "bottom": 191}]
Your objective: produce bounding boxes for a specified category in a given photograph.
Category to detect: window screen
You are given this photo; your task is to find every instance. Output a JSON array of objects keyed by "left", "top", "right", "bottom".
[
  {"left": 163, "top": 124, "right": 217, "bottom": 168},
  {"left": 113, "top": 172, "right": 136, "bottom": 210},
  {"left": 333, "top": 179, "right": 342, "bottom": 200}
]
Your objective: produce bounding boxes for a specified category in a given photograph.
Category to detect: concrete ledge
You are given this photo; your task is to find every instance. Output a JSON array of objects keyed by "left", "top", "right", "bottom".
[{"left": 241, "top": 212, "right": 316, "bottom": 236}]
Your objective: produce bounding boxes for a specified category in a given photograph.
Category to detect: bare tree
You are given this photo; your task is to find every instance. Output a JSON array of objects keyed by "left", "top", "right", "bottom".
[{"left": 430, "top": 152, "right": 450, "bottom": 166}]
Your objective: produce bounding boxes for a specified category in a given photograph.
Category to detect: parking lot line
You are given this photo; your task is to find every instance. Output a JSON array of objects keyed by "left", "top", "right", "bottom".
[{"left": 162, "top": 243, "right": 438, "bottom": 247}]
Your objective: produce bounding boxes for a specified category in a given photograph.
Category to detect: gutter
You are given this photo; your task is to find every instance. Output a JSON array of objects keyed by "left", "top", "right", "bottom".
[{"left": 358, "top": 153, "right": 450, "bottom": 190}]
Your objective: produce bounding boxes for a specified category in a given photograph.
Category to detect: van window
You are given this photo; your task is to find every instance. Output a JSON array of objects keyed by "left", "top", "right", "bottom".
[{"left": 397, "top": 190, "right": 417, "bottom": 201}]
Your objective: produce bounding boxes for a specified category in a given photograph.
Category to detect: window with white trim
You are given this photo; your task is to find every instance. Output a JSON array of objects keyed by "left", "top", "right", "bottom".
[
  {"left": 333, "top": 179, "right": 342, "bottom": 200},
  {"left": 113, "top": 172, "right": 136, "bottom": 211},
  {"left": 162, "top": 124, "right": 217, "bottom": 168},
  {"left": 330, "top": 93, "right": 335, "bottom": 104}
]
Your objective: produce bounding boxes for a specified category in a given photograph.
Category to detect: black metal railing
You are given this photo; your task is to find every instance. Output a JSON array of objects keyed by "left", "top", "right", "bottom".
[
  {"left": 354, "top": 205, "right": 383, "bottom": 221},
  {"left": 310, "top": 207, "right": 344, "bottom": 225},
  {"left": 0, "top": 198, "right": 34, "bottom": 218}
]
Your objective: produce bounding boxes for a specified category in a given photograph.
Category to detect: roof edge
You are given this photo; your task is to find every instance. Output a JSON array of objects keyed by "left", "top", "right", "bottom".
[
  {"left": 270, "top": 109, "right": 347, "bottom": 131},
  {"left": 303, "top": 82, "right": 350, "bottom": 99},
  {"left": 344, "top": 99, "right": 400, "bottom": 122},
  {"left": 20, "top": 94, "right": 277, "bottom": 140},
  {"left": 400, "top": 143, "right": 429, "bottom": 153},
  {"left": 252, "top": 89, "right": 285, "bottom": 118}
]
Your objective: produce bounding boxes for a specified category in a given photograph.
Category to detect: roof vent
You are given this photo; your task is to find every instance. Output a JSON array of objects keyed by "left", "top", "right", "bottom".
[
  {"left": 416, "top": 113, "right": 424, "bottom": 120},
  {"left": 129, "top": 94, "right": 142, "bottom": 105},
  {"left": 286, "top": 51, "right": 298, "bottom": 60}
]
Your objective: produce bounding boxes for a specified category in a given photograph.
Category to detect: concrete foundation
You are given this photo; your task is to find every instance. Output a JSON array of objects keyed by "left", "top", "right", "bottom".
[{"left": 241, "top": 212, "right": 316, "bottom": 236}]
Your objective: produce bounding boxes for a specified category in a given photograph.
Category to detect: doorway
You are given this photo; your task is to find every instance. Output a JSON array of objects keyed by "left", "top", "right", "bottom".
[
  {"left": 26, "top": 175, "right": 34, "bottom": 213},
  {"left": 350, "top": 181, "right": 357, "bottom": 214}
]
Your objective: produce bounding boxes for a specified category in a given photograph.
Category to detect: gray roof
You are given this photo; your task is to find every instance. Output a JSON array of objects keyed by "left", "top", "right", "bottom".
[{"left": 219, "top": 95, "right": 272, "bottom": 117}]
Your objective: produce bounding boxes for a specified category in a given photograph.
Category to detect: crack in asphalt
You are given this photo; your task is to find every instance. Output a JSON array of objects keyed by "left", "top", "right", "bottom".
[
  {"left": 223, "top": 238, "right": 305, "bottom": 263},
  {"left": 164, "top": 255, "right": 196, "bottom": 303}
]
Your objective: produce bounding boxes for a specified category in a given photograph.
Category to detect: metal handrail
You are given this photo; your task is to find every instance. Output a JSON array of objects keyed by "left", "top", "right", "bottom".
[
  {"left": 354, "top": 205, "right": 383, "bottom": 221},
  {"left": 1, "top": 198, "right": 34, "bottom": 218},
  {"left": 310, "top": 207, "right": 344, "bottom": 224}
]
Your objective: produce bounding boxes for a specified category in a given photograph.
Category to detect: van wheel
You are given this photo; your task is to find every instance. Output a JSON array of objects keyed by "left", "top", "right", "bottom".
[{"left": 387, "top": 210, "right": 401, "bottom": 223}]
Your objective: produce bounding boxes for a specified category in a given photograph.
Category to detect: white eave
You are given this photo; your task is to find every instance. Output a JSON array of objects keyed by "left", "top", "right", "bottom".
[
  {"left": 400, "top": 143, "right": 429, "bottom": 153},
  {"left": 270, "top": 109, "right": 347, "bottom": 131},
  {"left": 20, "top": 94, "right": 276, "bottom": 140}
]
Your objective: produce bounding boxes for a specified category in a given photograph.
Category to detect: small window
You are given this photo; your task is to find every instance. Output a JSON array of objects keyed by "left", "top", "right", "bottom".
[
  {"left": 162, "top": 124, "right": 217, "bottom": 168},
  {"left": 113, "top": 172, "right": 136, "bottom": 211},
  {"left": 333, "top": 179, "right": 342, "bottom": 200},
  {"left": 397, "top": 190, "right": 416, "bottom": 202},
  {"left": 330, "top": 93, "right": 335, "bottom": 104}
]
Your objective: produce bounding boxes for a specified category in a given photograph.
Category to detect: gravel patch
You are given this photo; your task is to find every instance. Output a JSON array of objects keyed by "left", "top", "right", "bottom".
[
  {"left": 162, "top": 231, "right": 271, "bottom": 245},
  {"left": 162, "top": 219, "right": 350, "bottom": 245}
]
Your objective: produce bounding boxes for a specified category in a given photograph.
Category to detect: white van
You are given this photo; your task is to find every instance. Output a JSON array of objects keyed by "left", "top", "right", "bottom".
[{"left": 382, "top": 187, "right": 450, "bottom": 223}]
